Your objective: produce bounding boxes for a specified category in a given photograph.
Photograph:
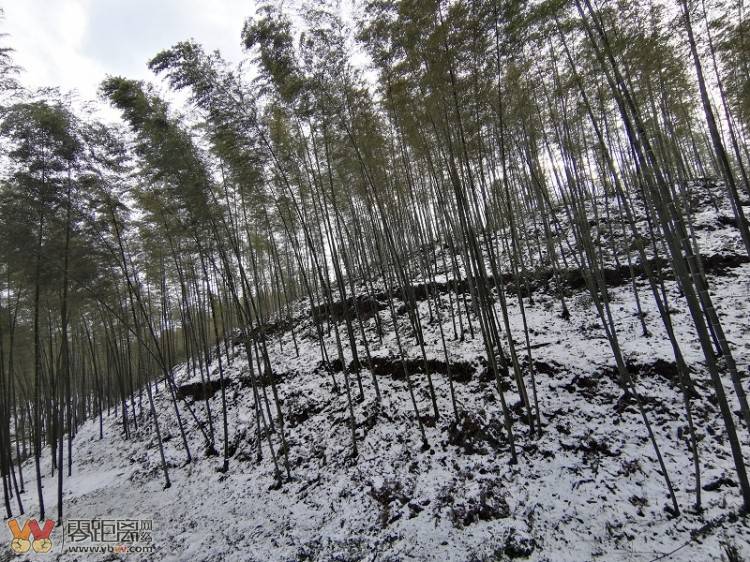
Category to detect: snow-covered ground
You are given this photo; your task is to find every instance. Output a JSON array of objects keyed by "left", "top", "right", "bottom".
[{"left": 5, "top": 185, "right": 750, "bottom": 561}]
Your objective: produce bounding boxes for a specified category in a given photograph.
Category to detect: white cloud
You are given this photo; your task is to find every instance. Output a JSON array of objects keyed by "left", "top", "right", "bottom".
[{"left": 2, "top": 0, "right": 253, "bottom": 105}]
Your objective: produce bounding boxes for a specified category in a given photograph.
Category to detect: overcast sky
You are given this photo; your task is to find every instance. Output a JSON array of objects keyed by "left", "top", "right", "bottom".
[{"left": 2, "top": 0, "right": 253, "bottom": 105}]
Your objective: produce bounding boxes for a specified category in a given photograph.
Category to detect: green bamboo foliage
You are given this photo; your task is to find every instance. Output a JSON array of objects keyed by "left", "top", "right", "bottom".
[{"left": 1, "top": 0, "right": 749, "bottom": 523}]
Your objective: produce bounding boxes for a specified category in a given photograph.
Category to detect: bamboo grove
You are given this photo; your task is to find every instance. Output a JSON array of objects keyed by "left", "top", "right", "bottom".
[{"left": 1, "top": 0, "right": 750, "bottom": 527}]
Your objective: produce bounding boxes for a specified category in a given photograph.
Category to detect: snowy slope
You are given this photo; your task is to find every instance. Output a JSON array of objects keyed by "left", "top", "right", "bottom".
[{"left": 5, "top": 185, "right": 750, "bottom": 562}]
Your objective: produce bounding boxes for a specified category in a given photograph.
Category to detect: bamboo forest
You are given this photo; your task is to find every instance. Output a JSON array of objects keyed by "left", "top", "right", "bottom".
[{"left": 1, "top": 0, "right": 750, "bottom": 560}]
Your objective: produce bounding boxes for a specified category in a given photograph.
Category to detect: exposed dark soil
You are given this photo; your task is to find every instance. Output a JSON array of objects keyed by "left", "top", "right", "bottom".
[
  {"left": 326, "top": 355, "right": 477, "bottom": 383},
  {"left": 176, "top": 379, "right": 227, "bottom": 401},
  {"left": 178, "top": 369, "right": 291, "bottom": 400},
  {"left": 311, "top": 295, "right": 386, "bottom": 323},
  {"left": 447, "top": 412, "right": 505, "bottom": 455},
  {"left": 315, "top": 252, "right": 749, "bottom": 321}
]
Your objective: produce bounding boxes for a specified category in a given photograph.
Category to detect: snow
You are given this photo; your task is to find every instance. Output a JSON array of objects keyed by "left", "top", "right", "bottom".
[{"left": 4, "top": 181, "right": 750, "bottom": 561}]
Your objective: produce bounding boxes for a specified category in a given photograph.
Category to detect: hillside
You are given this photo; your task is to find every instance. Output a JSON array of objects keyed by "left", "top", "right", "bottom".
[
  {"left": 3, "top": 2, "right": 750, "bottom": 560},
  {"left": 6, "top": 182, "right": 750, "bottom": 562}
]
